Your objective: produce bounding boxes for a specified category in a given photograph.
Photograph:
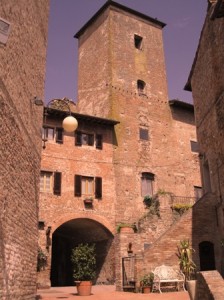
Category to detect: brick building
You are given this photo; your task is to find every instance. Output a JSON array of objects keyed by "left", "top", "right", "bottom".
[
  {"left": 185, "top": 0, "right": 224, "bottom": 291},
  {"left": 38, "top": 1, "right": 201, "bottom": 289},
  {"left": 0, "top": 1, "right": 49, "bottom": 299}
]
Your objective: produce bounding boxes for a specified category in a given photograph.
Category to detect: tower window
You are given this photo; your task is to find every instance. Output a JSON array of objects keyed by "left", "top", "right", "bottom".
[
  {"left": 134, "top": 34, "right": 143, "bottom": 50},
  {"left": 141, "top": 172, "right": 154, "bottom": 197},
  {"left": 190, "top": 140, "right": 199, "bottom": 152},
  {"left": 140, "top": 128, "right": 149, "bottom": 140},
  {"left": 137, "top": 80, "right": 146, "bottom": 95}
]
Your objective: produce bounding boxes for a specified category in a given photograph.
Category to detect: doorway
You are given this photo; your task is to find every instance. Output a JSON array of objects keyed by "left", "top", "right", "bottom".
[{"left": 199, "top": 241, "right": 215, "bottom": 271}]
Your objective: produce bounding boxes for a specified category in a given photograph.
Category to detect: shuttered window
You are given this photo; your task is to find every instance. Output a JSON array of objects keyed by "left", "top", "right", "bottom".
[
  {"left": 40, "top": 171, "right": 61, "bottom": 195},
  {"left": 74, "top": 175, "right": 102, "bottom": 199}
]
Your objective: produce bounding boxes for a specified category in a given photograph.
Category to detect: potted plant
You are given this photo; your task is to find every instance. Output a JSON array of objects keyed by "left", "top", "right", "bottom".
[
  {"left": 177, "top": 240, "right": 196, "bottom": 299},
  {"left": 71, "top": 243, "right": 96, "bottom": 296},
  {"left": 84, "top": 196, "right": 93, "bottom": 204},
  {"left": 37, "top": 247, "right": 48, "bottom": 272},
  {"left": 140, "top": 272, "right": 154, "bottom": 293}
]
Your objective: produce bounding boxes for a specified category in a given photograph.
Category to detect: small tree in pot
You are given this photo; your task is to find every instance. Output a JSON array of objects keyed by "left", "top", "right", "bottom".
[
  {"left": 71, "top": 243, "right": 96, "bottom": 296},
  {"left": 177, "top": 240, "right": 196, "bottom": 300}
]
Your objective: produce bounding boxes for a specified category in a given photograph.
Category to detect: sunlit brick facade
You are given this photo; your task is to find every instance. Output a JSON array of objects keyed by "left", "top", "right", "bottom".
[{"left": 38, "top": 1, "right": 201, "bottom": 289}]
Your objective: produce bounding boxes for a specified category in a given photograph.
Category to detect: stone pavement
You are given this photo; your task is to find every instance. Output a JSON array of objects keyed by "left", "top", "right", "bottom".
[{"left": 37, "top": 285, "right": 190, "bottom": 300}]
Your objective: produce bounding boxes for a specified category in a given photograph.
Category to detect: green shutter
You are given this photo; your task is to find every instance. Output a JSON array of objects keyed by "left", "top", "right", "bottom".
[
  {"left": 54, "top": 172, "right": 61, "bottom": 195},
  {"left": 95, "top": 177, "right": 102, "bottom": 199},
  {"left": 75, "top": 175, "right": 82, "bottom": 197}
]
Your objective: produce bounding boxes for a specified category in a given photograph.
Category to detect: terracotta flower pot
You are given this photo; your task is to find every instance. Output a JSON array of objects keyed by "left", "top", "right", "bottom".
[
  {"left": 76, "top": 281, "right": 92, "bottom": 296},
  {"left": 120, "top": 227, "right": 134, "bottom": 233},
  {"left": 142, "top": 286, "right": 151, "bottom": 293}
]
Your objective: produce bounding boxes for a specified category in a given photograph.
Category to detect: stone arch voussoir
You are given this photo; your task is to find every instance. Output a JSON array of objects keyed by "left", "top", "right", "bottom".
[{"left": 51, "top": 212, "right": 115, "bottom": 235}]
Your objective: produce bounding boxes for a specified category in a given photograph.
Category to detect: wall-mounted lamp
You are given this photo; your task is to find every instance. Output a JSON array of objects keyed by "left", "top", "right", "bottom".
[
  {"left": 42, "top": 98, "right": 78, "bottom": 149},
  {"left": 33, "top": 96, "right": 44, "bottom": 106}
]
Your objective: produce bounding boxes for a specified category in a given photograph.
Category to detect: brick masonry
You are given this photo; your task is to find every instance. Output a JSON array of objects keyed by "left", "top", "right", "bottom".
[
  {"left": 0, "top": 1, "right": 49, "bottom": 299},
  {"left": 185, "top": 0, "right": 224, "bottom": 291},
  {"left": 38, "top": 2, "right": 201, "bottom": 290},
  {"left": 195, "top": 271, "right": 224, "bottom": 300}
]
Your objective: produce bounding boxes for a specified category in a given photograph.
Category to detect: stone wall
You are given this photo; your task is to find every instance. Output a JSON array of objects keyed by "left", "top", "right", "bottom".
[
  {"left": 0, "top": 1, "right": 49, "bottom": 299},
  {"left": 186, "top": 1, "right": 224, "bottom": 280}
]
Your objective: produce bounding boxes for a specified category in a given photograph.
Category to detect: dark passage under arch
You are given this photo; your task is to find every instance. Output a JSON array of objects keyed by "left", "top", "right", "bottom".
[{"left": 50, "top": 218, "right": 114, "bottom": 286}]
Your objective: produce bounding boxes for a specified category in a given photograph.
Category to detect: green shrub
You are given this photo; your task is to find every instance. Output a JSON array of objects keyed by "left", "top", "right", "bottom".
[
  {"left": 71, "top": 243, "right": 96, "bottom": 281},
  {"left": 172, "top": 203, "right": 192, "bottom": 215}
]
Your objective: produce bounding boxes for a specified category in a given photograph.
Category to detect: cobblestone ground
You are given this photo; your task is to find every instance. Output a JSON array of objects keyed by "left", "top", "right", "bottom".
[{"left": 37, "top": 285, "right": 190, "bottom": 300}]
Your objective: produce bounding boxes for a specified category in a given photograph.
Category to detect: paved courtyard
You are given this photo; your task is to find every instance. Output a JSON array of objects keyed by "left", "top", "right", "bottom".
[{"left": 37, "top": 285, "right": 190, "bottom": 300}]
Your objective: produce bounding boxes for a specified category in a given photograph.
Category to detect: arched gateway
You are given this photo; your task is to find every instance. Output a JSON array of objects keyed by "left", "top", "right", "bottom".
[{"left": 50, "top": 217, "right": 115, "bottom": 286}]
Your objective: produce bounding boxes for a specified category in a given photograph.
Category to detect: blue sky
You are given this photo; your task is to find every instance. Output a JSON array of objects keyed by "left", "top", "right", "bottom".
[{"left": 45, "top": 0, "right": 207, "bottom": 104}]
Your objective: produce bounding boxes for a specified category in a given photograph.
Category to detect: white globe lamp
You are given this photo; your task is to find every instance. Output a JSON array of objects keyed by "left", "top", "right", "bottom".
[{"left": 62, "top": 115, "right": 78, "bottom": 132}]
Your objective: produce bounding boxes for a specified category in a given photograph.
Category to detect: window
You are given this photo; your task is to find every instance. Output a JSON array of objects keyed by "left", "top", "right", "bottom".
[
  {"left": 82, "top": 176, "right": 94, "bottom": 196},
  {"left": 42, "top": 127, "right": 64, "bottom": 144},
  {"left": 141, "top": 172, "right": 154, "bottom": 197},
  {"left": 137, "top": 80, "right": 146, "bottom": 96},
  {"left": 43, "top": 127, "right": 54, "bottom": 140},
  {"left": 194, "top": 186, "right": 202, "bottom": 201},
  {"left": 190, "top": 141, "right": 199, "bottom": 153},
  {"left": 74, "top": 175, "right": 102, "bottom": 199},
  {"left": 40, "top": 171, "right": 52, "bottom": 192},
  {"left": 140, "top": 128, "right": 149, "bottom": 140},
  {"left": 40, "top": 171, "right": 61, "bottom": 195},
  {"left": 134, "top": 34, "right": 143, "bottom": 50},
  {"left": 75, "top": 131, "right": 102, "bottom": 149}
]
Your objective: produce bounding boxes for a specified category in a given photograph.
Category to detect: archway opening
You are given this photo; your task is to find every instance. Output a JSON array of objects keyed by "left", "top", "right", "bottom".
[
  {"left": 50, "top": 218, "right": 114, "bottom": 286},
  {"left": 199, "top": 241, "right": 215, "bottom": 271}
]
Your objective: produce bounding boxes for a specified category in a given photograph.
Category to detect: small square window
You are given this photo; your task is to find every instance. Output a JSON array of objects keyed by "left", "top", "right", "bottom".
[
  {"left": 134, "top": 34, "right": 143, "bottom": 50},
  {"left": 140, "top": 128, "right": 149, "bottom": 140},
  {"left": 190, "top": 141, "right": 199, "bottom": 152}
]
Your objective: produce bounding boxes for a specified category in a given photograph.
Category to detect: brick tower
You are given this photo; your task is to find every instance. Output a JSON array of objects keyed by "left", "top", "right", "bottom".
[
  {"left": 75, "top": 1, "right": 198, "bottom": 223},
  {"left": 39, "top": 1, "right": 200, "bottom": 290}
]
